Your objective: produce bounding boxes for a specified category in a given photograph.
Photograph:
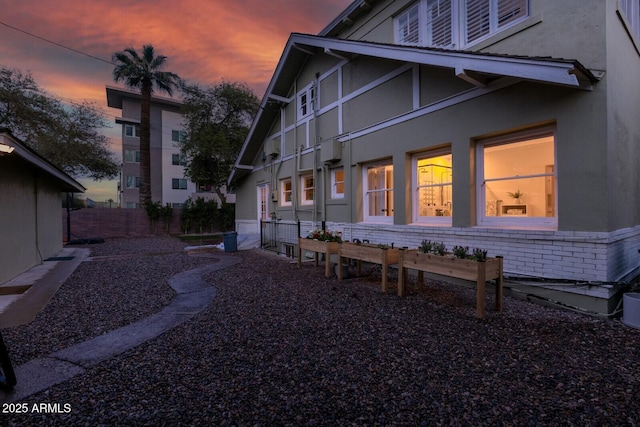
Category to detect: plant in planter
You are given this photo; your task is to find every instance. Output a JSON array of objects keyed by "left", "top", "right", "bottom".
[
  {"left": 507, "top": 189, "right": 524, "bottom": 204},
  {"left": 418, "top": 240, "right": 434, "bottom": 254},
  {"left": 472, "top": 248, "right": 488, "bottom": 262},
  {"left": 433, "top": 241, "right": 447, "bottom": 256},
  {"left": 306, "top": 229, "right": 343, "bottom": 242},
  {"left": 453, "top": 245, "right": 470, "bottom": 259}
]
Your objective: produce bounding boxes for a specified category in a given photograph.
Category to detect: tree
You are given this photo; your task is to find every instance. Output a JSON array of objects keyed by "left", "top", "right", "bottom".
[
  {"left": 0, "top": 66, "right": 118, "bottom": 180},
  {"left": 179, "top": 81, "right": 259, "bottom": 204},
  {"left": 112, "top": 44, "right": 180, "bottom": 205}
]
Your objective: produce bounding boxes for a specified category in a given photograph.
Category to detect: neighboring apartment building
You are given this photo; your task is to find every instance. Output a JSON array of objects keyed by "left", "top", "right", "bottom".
[
  {"left": 230, "top": 0, "right": 640, "bottom": 290},
  {"left": 106, "top": 86, "right": 224, "bottom": 208}
]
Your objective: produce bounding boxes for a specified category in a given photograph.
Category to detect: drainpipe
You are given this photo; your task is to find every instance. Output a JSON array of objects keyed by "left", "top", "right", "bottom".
[{"left": 312, "top": 73, "right": 320, "bottom": 226}]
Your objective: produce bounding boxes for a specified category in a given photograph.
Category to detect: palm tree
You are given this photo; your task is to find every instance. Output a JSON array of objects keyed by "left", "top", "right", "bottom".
[{"left": 112, "top": 45, "right": 180, "bottom": 206}]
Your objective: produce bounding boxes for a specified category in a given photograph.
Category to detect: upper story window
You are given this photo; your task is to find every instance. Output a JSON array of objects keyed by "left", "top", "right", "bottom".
[
  {"left": 297, "top": 85, "right": 315, "bottom": 120},
  {"left": 395, "top": 0, "right": 529, "bottom": 49},
  {"left": 126, "top": 176, "right": 140, "bottom": 189},
  {"left": 172, "top": 153, "right": 187, "bottom": 166},
  {"left": 124, "top": 149, "right": 140, "bottom": 163},
  {"left": 124, "top": 124, "right": 140, "bottom": 138},
  {"left": 172, "top": 178, "right": 188, "bottom": 190},
  {"left": 620, "top": 0, "right": 640, "bottom": 41},
  {"left": 171, "top": 130, "right": 186, "bottom": 143}
]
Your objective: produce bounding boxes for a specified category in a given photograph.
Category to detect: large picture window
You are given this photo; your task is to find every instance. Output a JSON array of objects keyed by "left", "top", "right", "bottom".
[
  {"left": 394, "top": 0, "right": 528, "bottom": 48},
  {"left": 364, "top": 162, "right": 394, "bottom": 222},
  {"left": 477, "top": 127, "right": 556, "bottom": 228},
  {"left": 413, "top": 150, "right": 452, "bottom": 224}
]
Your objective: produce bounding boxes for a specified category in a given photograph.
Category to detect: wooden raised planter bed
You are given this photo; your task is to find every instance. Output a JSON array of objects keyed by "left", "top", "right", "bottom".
[
  {"left": 337, "top": 242, "right": 400, "bottom": 293},
  {"left": 398, "top": 249, "right": 503, "bottom": 318},
  {"left": 297, "top": 238, "right": 341, "bottom": 278}
]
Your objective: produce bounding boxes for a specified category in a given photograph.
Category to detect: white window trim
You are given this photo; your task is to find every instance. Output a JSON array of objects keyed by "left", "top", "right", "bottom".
[
  {"left": 363, "top": 162, "right": 394, "bottom": 224},
  {"left": 394, "top": 0, "right": 529, "bottom": 49},
  {"left": 476, "top": 126, "right": 557, "bottom": 229},
  {"left": 280, "top": 178, "right": 292, "bottom": 207},
  {"left": 331, "top": 168, "right": 345, "bottom": 199},
  {"left": 300, "top": 174, "right": 315, "bottom": 206},
  {"left": 297, "top": 84, "right": 316, "bottom": 121},
  {"left": 257, "top": 184, "right": 270, "bottom": 221},
  {"left": 412, "top": 149, "right": 453, "bottom": 226}
]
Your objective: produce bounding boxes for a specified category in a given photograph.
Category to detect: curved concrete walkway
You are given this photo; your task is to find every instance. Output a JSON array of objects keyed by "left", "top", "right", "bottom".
[{"left": 0, "top": 255, "right": 241, "bottom": 403}]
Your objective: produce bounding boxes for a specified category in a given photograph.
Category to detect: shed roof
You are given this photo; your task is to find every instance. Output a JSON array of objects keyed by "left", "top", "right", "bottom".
[{"left": 0, "top": 128, "right": 85, "bottom": 193}]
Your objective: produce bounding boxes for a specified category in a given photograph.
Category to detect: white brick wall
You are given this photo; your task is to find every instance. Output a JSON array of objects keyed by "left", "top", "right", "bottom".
[{"left": 300, "top": 221, "right": 640, "bottom": 282}]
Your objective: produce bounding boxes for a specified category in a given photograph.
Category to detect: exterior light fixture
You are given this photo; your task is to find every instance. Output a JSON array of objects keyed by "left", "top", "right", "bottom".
[{"left": 0, "top": 143, "right": 15, "bottom": 155}]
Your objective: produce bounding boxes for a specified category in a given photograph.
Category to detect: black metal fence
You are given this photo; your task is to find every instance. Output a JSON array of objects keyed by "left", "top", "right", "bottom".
[{"left": 260, "top": 220, "right": 300, "bottom": 257}]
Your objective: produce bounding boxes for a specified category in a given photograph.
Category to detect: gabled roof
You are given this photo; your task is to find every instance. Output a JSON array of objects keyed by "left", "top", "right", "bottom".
[
  {"left": 0, "top": 128, "right": 85, "bottom": 193},
  {"left": 230, "top": 33, "right": 598, "bottom": 183}
]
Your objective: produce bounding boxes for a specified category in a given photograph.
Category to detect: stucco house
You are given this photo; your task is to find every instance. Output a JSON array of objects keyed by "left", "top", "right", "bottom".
[
  {"left": 0, "top": 128, "right": 85, "bottom": 285},
  {"left": 230, "top": 0, "right": 640, "bottom": 306}
]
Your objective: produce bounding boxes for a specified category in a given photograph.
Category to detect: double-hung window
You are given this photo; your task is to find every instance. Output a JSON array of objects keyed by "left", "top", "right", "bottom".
[
  {"left": 331, "top": 168, "right": 345, "bottom": 199},
  {"left": 297, "top": 85, "right": 315, "bottom": 120},
  {"left": 300, "top": 174, "right": 314, "bottom": 205},
  {"left": 364, "top": 162, "right": 394, "bottom": 223},
  {"left": 477, "top": 127, "right": 556, "bottom": 228},
  {"left": 394, "top": 0, "right": 528, "bottom": 49},
  {"left": 280, "top": 178, "right": 292, "bottom": 206},
  {"left": 413, "top": 150, "right": 453, "bottom": 224}
]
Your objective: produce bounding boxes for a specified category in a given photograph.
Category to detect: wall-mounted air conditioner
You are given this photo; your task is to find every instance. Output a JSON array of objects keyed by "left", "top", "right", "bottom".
[
  {"left": 321, "top": 139, "right": 342, "bottom": 162},
  {"left": 264, "top": 140, "right": 280, "bottom": 158}
]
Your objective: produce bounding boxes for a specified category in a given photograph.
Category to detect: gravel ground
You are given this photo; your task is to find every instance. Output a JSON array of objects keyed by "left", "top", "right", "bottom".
[{"left": 2, "top": 236, "right": 640, "bottom": 426}]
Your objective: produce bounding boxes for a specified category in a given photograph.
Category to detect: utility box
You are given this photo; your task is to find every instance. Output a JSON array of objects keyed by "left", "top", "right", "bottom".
[
  {"left": 264, "top": 140, "right": 280, "bottom": 158},
  {"left": 321, "top": 139, "right": 342, "bottom": 162}
]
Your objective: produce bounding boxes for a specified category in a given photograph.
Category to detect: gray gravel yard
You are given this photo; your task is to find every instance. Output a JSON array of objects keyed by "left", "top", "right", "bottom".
[{"left": 2, "top": 236, "right": 640, "bottom": 426}]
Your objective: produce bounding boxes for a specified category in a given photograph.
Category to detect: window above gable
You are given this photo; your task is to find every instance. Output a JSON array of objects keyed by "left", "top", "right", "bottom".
[{"left": 394, "top": 0, "right": 529, "bottom": 49}]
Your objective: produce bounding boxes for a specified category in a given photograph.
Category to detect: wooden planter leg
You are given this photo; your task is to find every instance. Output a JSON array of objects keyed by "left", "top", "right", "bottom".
[
  {"left": 496, "top": 256, "right": 504, "bottom": 312},
  {"left": 398, "top": 249, "right": 405, "bottom": 297},
  {"left": 381, "top": 259, "right": 388, "bottom": 293},
  {"left": 324, "top": 249, "right": 331, "bottom": 278},
  {"left": 476, "top": 261, "right": 486, "bottom": 318},
  {"left": 337, "top": 256, "right": 343, "bottom": 280}
]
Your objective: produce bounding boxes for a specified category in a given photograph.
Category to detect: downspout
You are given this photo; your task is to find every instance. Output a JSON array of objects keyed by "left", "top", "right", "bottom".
[
  {"left": 34, "top": 171, "right": 42, "bottom": 263},
  {"left": 293, "top": 80, "right": 299, "bottom": 220},
  {"left": 312, "top": 73, "right": 320, "bottom": 226}
]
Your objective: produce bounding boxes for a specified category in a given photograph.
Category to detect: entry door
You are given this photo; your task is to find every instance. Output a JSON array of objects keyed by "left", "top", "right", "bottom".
[{"left": 257, "top": 184, "right": 270, "bottom": 221}]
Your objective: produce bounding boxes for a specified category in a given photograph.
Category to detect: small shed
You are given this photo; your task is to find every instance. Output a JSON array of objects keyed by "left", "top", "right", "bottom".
[{"left": 0, "top": 128, "right": 85, "bottom": 285}]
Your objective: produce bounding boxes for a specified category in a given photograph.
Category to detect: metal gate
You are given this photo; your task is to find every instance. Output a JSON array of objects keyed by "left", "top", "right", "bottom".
[{"left": 260, "top": 220, "right": 300, "bottom": 257}]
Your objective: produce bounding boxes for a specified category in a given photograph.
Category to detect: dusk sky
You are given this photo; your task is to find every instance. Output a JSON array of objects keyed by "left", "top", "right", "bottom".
[{"left": 0, "top": 0, "right": 353, "bottom": 201}]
